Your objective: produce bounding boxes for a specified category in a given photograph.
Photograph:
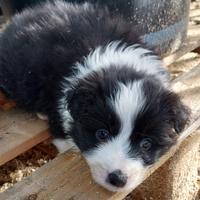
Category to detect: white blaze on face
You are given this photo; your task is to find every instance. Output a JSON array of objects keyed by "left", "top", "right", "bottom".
[{"left": 84, "top": 81, "right": 148, "bottom": 192}]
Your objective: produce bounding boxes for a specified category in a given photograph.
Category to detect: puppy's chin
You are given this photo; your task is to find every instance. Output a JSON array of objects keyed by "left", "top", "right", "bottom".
[
  {"left": 83, "top": 146, "right": 148, "bottom": 192},
  {"left": 89, "top": 167, "right": 146, "bottom": 192}
]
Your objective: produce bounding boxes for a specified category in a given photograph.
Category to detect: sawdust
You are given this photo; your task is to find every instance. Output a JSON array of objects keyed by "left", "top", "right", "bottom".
[{"left": 0, "top": 140, "right": 58, "bottom": 193}]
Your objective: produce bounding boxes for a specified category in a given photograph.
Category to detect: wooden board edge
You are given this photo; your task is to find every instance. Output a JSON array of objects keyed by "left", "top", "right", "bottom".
[{"left": 0, "top": 130, "right": 50, "bottom": 166}]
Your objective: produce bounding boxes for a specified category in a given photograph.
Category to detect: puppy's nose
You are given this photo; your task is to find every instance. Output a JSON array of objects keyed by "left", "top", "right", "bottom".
[{"left": 107, "top": 170, "right": 128, "bottom": 187}]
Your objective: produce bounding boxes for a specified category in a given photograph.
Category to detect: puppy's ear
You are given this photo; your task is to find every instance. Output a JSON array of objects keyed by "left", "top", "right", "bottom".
[
  {"left": 67, "top": 88, "right": 97, "bottom": 120},
  {"left": 167, "top": 92, "right": 190, "bottom": 134}
]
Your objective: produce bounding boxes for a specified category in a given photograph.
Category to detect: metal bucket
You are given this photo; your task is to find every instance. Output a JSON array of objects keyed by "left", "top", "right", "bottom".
[
  {"left": 95, "top": 0, "right": 190, "bottom": 57},
  {"left": 1, "top": 0, "right": 190, "bottom": 56}
]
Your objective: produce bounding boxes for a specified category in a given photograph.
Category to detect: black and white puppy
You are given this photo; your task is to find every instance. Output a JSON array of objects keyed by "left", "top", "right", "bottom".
[{"left": 0, "top": 0, "right": 189, "bottom": 192}]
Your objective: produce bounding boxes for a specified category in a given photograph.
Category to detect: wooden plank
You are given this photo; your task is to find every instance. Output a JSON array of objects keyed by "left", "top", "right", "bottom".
[
  {"left": 163, "top": 22, "right": 200, "bottom": 66},
  {"left": 0, "top": 110, "right": 49, "bottom": 166},
  {"left": 163, "top": 36, "right": 200, "bottom": 66},
  {"left": 1, "top": 63, "right": 200, "bottom": 200},
  {"left": 189, "top": 8, "right": 200, "bottom": 18},
  {"left": 131, "top": 129, "right": 200, "bottom": 200}
]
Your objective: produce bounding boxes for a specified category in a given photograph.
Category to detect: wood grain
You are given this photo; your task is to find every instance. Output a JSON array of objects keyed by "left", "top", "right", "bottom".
[
  {"left": 163, "top": 36, "right": 200, "bottom": 66},
  {"left": 0, "top": 110, "right": 49, "bottom": 166}
]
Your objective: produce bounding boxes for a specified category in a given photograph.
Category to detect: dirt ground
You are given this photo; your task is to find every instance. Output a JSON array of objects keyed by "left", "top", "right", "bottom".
[{"left": 0, "top": 1, "right": 200, "bottom": 200}]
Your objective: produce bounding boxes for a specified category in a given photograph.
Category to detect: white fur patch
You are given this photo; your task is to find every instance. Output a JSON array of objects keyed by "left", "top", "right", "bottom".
[
  {"left": 84, "top": 81, "right": 147, "bottom": 192},
  {"left": 110, "top": 81, "right": 145, "bottom": 141},
  {"left": 58, "top": 95, "right": 74, "bottom": 135},
  {"left": 65, "top": 41, "right": 169, "bottom": 89},
  {"left": 85, "top": 149, "right": 146, "bottom": 192},
  {"left": 53, "top": 138, "right": 76, "bottom": 153}
]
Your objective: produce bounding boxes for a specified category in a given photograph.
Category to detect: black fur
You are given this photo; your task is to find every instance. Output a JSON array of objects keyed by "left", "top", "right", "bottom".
[
  {"left": 0, "top": 1, "right": 138, "bottom": 112},
  {"left": 0, "top": 1, "right": 139, "bottom": 137},
  {"left": 129, "top": 78, "right": 190, "bottom": 165}
]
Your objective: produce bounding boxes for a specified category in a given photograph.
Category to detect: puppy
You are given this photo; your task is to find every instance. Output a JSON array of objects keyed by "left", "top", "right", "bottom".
[{"left": 0, "top": 0, "right": 189, "bottom": 192}]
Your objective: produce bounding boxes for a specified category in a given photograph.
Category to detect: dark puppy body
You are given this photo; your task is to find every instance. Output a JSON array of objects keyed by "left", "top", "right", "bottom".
[{"left": 0, "top": 1, "right": 189, "bottom": 192}]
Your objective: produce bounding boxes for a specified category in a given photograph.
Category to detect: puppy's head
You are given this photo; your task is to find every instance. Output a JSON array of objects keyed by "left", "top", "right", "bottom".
[{"left": 66, "top": 68, "right": 190, "bottom": 192}]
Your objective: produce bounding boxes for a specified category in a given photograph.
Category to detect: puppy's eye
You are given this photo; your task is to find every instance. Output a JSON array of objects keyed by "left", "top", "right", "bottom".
[
  {"left": 95, "top": 129, "right": 109, "bottom": 142},
  {"left": 140, "top": 138, "right": 152, "bottom": 151}
]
